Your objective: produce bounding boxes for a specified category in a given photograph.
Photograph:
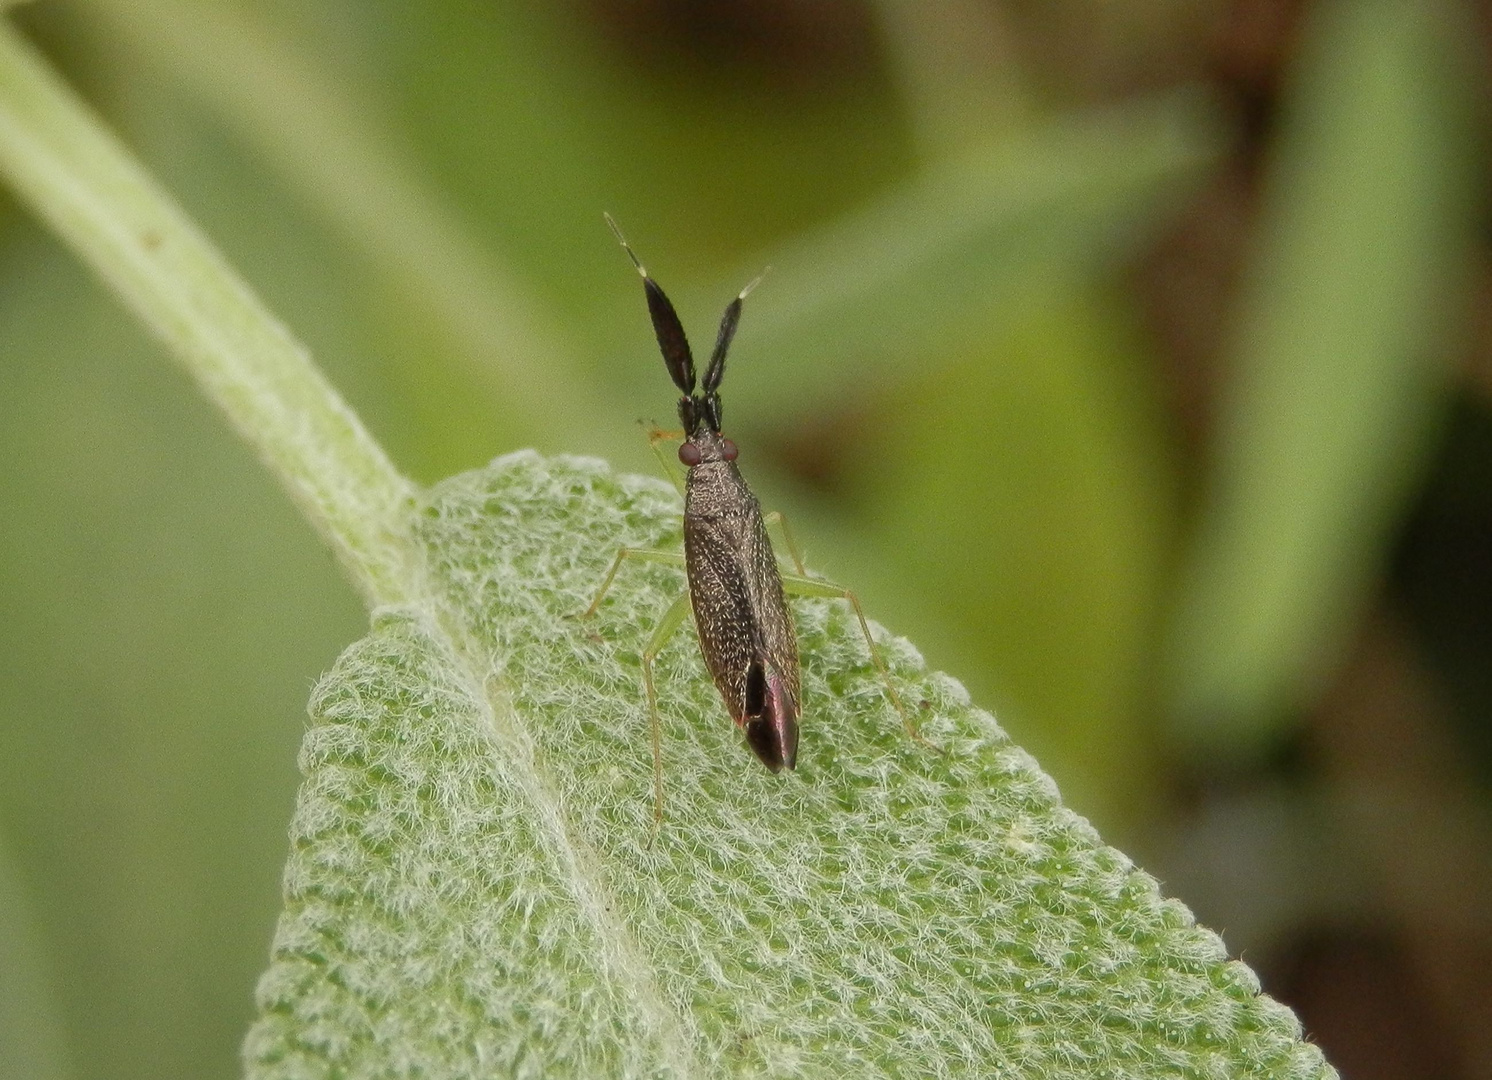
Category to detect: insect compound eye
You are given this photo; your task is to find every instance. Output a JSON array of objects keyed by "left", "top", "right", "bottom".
[
  {"left": 721, "top": 439, "right": 739, "bottom": 461},
  {"left": 678, "top": 442, "right": 703, "bottom": 467}
]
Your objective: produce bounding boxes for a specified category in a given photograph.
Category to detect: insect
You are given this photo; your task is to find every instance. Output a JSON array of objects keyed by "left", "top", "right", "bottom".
[{"left": 583, "top": 214, "right": 919, "bottom": 820}]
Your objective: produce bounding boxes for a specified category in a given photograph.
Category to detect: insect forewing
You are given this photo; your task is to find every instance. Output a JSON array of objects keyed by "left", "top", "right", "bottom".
[{"left": 683, "top": 486, "right": 800, "bottom": 771}]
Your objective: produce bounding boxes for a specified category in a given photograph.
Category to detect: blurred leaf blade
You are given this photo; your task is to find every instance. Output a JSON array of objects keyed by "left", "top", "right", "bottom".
[
  {"left": 707, "top": 89, "right": 1228, "bottom": 424},
  {"left": 834, "top": 293, "right": 1178, "bottom": 836},
  {"left": 246, "top": 452, "right": 1333, "bottom": 1078},
  {"left": 0, "top": 841, "right": 71, "bottom": 1080},
  {"left": 1166, "top": 0, "right": 1482, "bottom": 751}
]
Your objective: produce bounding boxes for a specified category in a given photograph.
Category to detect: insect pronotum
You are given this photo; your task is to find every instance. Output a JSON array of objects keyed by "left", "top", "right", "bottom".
[{"left": 583, "top": 214, "right": 920, "bottom": 820}]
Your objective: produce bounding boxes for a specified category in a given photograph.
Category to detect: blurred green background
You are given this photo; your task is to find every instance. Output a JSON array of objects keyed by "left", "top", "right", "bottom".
[{"left": 0, "top": 0, "right": 1488, "bottom": 1077}]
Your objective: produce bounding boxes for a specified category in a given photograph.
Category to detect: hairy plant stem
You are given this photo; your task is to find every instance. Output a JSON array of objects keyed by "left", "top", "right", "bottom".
[{"left": 0, "top": 20, "right": 415, "bottom": 606}]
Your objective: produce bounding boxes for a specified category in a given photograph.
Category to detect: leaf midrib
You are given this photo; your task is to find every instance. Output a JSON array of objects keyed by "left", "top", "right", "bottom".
[{"left": 410, "top": 509, "right": 704, "bottom": 1076}]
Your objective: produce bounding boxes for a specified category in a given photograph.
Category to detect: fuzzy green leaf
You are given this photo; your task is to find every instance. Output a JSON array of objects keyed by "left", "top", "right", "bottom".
[{"left": 246, "top": 452, "right": 1331, "bottom": 1079}]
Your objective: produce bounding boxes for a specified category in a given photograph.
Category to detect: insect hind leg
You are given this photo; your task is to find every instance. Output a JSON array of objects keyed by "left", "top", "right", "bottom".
[
  {"left": 641, "top": 591, "right": 693, "bottom": 823},
  {"left": 779, "top": 572, "right": 937, "bottom": 752},
  {"left": 576, "top": 544, "right": 692, "bottom": 824}
]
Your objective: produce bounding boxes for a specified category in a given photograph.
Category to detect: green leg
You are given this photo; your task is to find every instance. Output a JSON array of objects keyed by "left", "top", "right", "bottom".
[
  {"left": 579, "top": 543, "right": 693, "bottom": 821},
  {"left": 645, "top": 425, "right": 687, "bottom": 497},
  {"left": 780, "top": 572, "right": 936, "bottom": 751},
  {"left": 580, "top": 547, "right": 686, "bottom": 618},
  {"left": 762, "top": 510, "right": 807, "bottom": 576},
  {"left": 641, "top": 591, "right": 694, "bottom": 823}
]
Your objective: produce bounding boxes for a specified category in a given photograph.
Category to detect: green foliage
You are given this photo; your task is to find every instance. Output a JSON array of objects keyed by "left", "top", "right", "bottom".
[
  {"left": 245, "top": 453, "right": 1331, "bottom": 1078},
  {"left": 0, "top": 841, "right": 69, "bottom": 1080},
  {"left": 1166, "top": 0, "right": 1482, "bottom": 750}
]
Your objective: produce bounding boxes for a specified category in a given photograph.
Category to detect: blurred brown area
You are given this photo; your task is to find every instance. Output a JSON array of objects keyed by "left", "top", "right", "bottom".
[
  {"left": 1084, "top": 0, "right": 1492, "bottom": 1074},
  {"left": 1150, "top": 3, "right": 1492, "bottom": 1069}
]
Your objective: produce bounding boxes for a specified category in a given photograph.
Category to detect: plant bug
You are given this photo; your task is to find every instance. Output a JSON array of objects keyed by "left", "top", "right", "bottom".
[{"left": 583, "top": 214, "right": 921, "bottom": 820}]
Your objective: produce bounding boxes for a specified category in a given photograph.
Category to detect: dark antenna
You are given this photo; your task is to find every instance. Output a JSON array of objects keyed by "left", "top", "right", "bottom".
[
  {"left": 605, "top": 213, "right": 695, "bottom": 395},
  {"left": 703, "top": 270, "right": 766, "bottom": 394}
]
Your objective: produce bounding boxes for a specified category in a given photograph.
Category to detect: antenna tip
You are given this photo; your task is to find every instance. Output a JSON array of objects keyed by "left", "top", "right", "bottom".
[
  {"left": 738, "top": 265, "right": 771, "bottom": 300},
  {"left": 603, "top": 212, "right": 646, "bottom": 276}
]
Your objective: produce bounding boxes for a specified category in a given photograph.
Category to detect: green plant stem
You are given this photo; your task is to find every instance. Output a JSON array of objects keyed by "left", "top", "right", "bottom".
[
  {"left": 81, "top": 0, "right": 629, "bottom": 457},
  {"left": 0, "top": 20, "right": 416, "bottom": 606}
]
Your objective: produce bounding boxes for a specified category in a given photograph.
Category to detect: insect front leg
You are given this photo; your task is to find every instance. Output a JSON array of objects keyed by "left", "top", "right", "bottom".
[
  {"left": 779, "top": 572, "right": 937, "bottom": 751},
  {"left": 644, "top": 424, "right": 688, "bottom": 496}
]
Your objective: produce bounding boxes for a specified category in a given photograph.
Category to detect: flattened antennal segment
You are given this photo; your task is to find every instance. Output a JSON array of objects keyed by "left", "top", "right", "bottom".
[
  {"left": 646, "top": 279, "right": 696, "bottom": 395},
  {"left": 705, "top": 297, "right": 740, "bottom": 393},
  {"left": 704, "top": 267, "right": 768, "bottom": 394},
  {"left": 605, "top": 212, "right": 696, "bottom": 394}
]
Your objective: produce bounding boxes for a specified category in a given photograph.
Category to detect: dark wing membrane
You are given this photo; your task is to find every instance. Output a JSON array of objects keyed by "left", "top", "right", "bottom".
[{"left": 744, "top": 659, "right": 768, "bottom": 717}]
